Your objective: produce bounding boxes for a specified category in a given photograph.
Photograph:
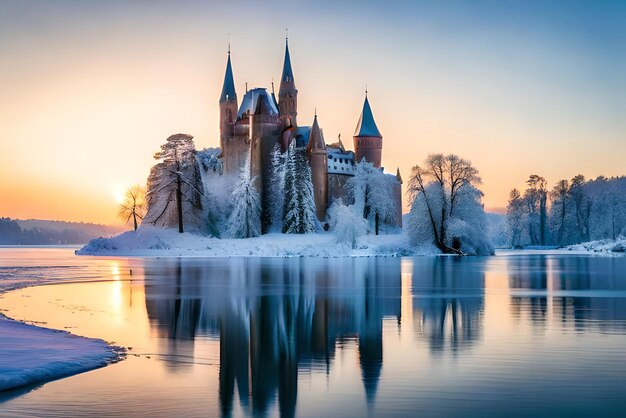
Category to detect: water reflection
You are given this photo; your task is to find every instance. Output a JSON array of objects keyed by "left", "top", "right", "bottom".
[
  {"left": 411, "top": 258, "right": 485, "bottom": 354},
  {"left": 143, "top": 258, "right": 403, "bottom": 417},
  {"left": 507, "top": 256, "right": 626, "bottom": 332},
  {"left": 3, "top": 250, "right": 626, "bottom": 417}
]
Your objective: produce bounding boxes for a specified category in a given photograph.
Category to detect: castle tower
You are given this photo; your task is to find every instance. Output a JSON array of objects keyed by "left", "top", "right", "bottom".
[
  {"left": 353, "top": 92, "right": 382, "bottom": 168},
  {"left": 245, "top": 88, "right": 281, "bottom": 233},
  {"left": 278, "top": 37, "right": 297, "bottom": 126},
  {"left": 219, "top": 47, "right": 239, "bottom": 174},
  {"left": 307, "top": 113, "right": 328, "bottom": 222}
]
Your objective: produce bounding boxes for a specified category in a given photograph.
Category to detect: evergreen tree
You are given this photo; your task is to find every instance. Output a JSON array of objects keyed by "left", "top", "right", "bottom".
[
  {"left": 226, "top": 154, "right": 261, "bottom": 238},
  {"left": 283, "top": 143, "right": 316, "bottom": 234},
  {"left": 269, "top": 143, "right": 287, "bottom": 232}
]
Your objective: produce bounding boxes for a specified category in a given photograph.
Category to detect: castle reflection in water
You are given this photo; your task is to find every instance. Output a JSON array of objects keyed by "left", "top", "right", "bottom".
[{"left": 140, "top": 255, "right": 626, "bottom": 417}]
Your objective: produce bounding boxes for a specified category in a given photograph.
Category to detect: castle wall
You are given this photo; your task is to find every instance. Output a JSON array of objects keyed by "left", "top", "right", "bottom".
[{"left": 222, "top": 121, "right": 250, "bottom": 176}]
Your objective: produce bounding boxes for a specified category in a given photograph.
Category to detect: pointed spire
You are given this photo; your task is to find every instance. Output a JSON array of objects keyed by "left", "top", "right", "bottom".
[
  {"left": 219, "top": 46, "right": 236, "bottom": 104},
  {"left": 354, "top": 93, "right": 381, "bottom": 137},
  {"left": 307, "top": 113, "right": 325, "bottom": 151},
  {"left": 396, "top": 167, "right": 403, "bottom": 184},
  {"left": 281, "top": 34, "right": 295, "bottom": 84}
]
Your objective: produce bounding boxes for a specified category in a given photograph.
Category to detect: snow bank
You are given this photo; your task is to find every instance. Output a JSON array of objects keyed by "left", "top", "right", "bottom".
[
  {"left": 0, "top": 315, "right": 122, "bottom": 392},
  {"left": 568, "top": 237, "right": 626, "bottom": 255},
  {"left": 78, "top": 226, "right": 437, "bottom": 257}
]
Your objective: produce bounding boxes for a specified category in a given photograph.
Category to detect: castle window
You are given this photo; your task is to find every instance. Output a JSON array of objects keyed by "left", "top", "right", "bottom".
[{"left": 334, "top": 166, "right": 337, "bottom": 170}]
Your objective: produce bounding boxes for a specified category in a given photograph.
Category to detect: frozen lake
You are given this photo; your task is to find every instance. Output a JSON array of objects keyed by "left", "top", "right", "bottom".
[{"left": 1, "top": 248, "right": 626, "bottom": 417}]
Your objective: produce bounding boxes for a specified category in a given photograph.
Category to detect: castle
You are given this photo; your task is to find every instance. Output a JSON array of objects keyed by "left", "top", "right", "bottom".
[{"left": 218, "top": 38, "right": 402, "bottom": 232}]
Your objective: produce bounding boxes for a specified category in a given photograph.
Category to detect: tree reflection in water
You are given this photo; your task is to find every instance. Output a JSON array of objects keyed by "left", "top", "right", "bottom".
[{"left": 142, "top": 257, "right": 489, "bottom": 417}]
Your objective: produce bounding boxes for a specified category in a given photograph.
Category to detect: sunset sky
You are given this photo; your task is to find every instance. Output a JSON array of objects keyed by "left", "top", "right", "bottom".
[{"left": 1, "top": 0, "right": 625, "bottom": 225}]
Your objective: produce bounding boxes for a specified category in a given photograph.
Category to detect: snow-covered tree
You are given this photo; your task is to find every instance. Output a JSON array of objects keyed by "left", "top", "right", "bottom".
[
  {"left": 327, "top": 200, "right": 367, "bottom": 249},
  {"left": 506, "top": 189, "right": 526, "bottom": 247},
  {"left": 144, "top": 134, "right": 206, "bottom": 233},
  {"left": 569, "top": 175, "right": 591, "bottom": 242},
  {"left": 507, "top": 174, "right": 626, "bottom": 247},
  {"left": 196, "top": 147, "right": 223, "bottom": 175},
  {"left": 523, "top": 175, "right": 548, "bottom": 245},
  {"left": 407, "top": 153, "right": 493, "bottom": 255},
  {"left": 585, "top": 176, "right": 626, "bottom": 240},
  {"left": 346, "top": 160, "right": 397, "bottom": 235},
  {"left": 269, "top": 143, "right": 287, "bottom": 232},
  {"left": 283, "top": 142, "right": 317, "bottom": 234},
  {"left": 226, "top": 154, "right": 261, "bottom": 238}
]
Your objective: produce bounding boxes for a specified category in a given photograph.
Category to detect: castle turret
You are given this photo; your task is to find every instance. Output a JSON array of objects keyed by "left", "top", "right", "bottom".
[
  {"left": 278, "top": 38, "right": 297, "bottom": 126},
  {"left": 307, "top": 113, "right": 328, "bottom": 221},
  {"left": 220, "top": 47, "right": 239, "bottom": 174},
  {"left": 353, "top": 92, "right": 382, "bottom": 168}
]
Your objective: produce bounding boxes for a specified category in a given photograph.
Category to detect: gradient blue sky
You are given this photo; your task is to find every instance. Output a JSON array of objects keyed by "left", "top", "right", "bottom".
[{"left": 1, "top": 0, "right": 625, "bottom": 223}]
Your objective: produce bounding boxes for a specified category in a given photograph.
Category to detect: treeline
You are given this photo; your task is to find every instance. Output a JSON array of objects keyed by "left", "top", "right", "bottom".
[
  {"left": 506, "top": 175, "right": 626, "bottom": 247},
  {"left": 0, "top": 217, "right": 116, "bottom": 245}
]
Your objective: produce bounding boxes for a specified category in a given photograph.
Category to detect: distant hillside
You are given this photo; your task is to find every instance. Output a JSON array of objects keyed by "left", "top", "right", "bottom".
[{"left": 0, "top": 218, "right": 125, "bottom": 245}]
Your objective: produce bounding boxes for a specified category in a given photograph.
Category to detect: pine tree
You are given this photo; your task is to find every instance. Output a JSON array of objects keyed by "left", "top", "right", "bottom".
[
  {"left": 283, "top": 143, "right": 316, "bottom": 234},
  {"left": 226, "top": 154, "right": 261, "bottom": 238},
  {"left": 269, "top": 143, "right": 287, "bottom": 232}
]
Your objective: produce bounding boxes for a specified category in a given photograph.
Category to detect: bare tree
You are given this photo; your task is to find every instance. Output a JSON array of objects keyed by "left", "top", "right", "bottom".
[
  {"left": 407, "top": 154, "right": 483, "bottom": 254},
  {"left": 118, "top": 185, "right": 146, "bottom": 231}
]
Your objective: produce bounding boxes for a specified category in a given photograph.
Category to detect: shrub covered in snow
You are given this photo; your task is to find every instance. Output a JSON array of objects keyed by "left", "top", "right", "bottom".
[
  {"left": 346, "top": 160, "right": 397, "bottom": 233},
  {"left": 328, "top": 201, "right": 367, "bottom": 249}
]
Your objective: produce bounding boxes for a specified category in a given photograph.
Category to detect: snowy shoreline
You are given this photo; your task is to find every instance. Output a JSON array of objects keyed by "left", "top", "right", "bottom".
[
  {"left": 76, "top": 227, "right": 626, "bottom": 258},
  {"left": 0, "top": 263, "right": 125, "bottom": 394},
  {"left": 77, "top": 227, "right": 439, "bottom": 257},
  {"left": 0, "top": 315, "right": 123, "bottom": 393}
]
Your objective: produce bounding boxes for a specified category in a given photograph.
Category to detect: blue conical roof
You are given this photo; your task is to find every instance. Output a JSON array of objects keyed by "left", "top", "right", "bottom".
[
  {"left": 354, "top": 95, "right": 381, "bottom": 137},
  {"left": 219, "top": 53, "right": 237, "bottom": 103},
  {"left": 281, "top": 40, "right": 295, "bottom": 84}
]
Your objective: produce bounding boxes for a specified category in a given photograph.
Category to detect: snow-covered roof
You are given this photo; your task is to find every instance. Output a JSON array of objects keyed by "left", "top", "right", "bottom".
[
  {"left": 237, "top": 88, "right": 279, "bottom": 119},
  {"left": 219, "top": 53, "right": 237, "bottom": 104},
  {"left": 354, "top": 95, "right": 381, "bottom": 138}
]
